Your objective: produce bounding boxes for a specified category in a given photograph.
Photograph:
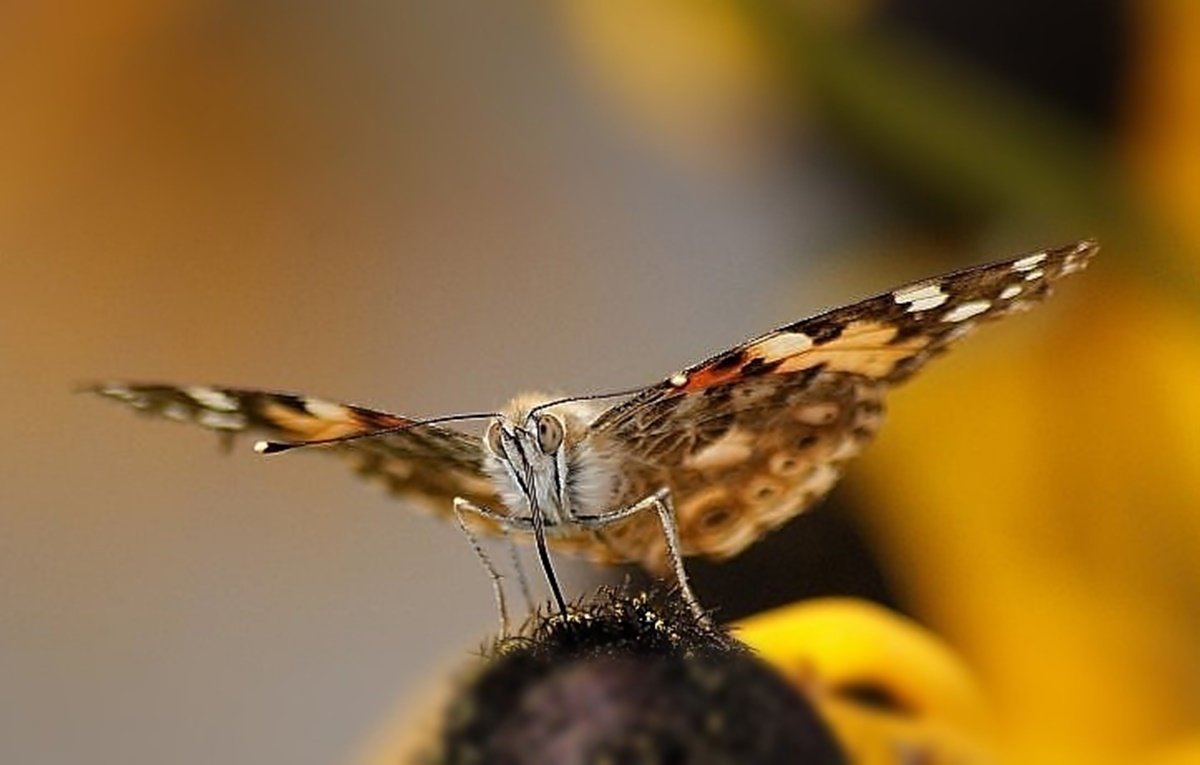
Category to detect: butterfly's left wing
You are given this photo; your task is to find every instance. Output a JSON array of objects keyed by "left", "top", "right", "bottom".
[
  {"left": 585, "top": 240, "right": 1096, "bottom": 568},
  {"left": 89, "top": 383, "right": 503, "bottom": 521}
]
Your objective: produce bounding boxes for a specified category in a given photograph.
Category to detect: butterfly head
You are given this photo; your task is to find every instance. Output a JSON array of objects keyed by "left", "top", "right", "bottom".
[
  {"left": 485, "top": 412, "right": 562, "bottom": 456},
  {"left": 483, "top": 393, "right": 614, "bottom": 525}
]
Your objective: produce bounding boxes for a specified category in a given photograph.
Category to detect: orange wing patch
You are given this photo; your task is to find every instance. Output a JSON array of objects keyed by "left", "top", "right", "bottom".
[
  {"left": 258, "top": 398, "right": 406, "bottom": 441},
  {"left": 675, "top": 320, "right": 930, "bottom": 393},
  {"left": 775, "top": 320, "right": 930, "bottom": 378}
]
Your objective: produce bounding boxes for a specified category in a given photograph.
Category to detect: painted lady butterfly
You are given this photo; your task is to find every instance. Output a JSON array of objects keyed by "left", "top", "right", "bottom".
[{"left": 92, "top": 240, "right": 1095, "bottom": 614}]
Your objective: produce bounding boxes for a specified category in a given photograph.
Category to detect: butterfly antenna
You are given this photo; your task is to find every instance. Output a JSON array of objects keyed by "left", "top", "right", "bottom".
[
  {"left": 529, "top": 385, "right": 647, "bottom": 416},
  {"left": 254, "top": 411, "right": 501, "bottom": 455}
]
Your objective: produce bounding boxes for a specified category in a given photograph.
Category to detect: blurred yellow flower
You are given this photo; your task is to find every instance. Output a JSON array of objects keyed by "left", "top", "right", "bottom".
[{"left": 738, "top": 598, "right": 996, "bottom": 765}]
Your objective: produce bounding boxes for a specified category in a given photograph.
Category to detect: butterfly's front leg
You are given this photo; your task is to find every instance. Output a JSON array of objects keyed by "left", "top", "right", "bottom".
[
  {"left": 575, "top": 489, "right": 707, "bottom": 624},
  {"left": 454, "top": 497, "right": 568, "bottom": 618},
  {"left": 452, "top": 497, "right": 514, "bottom": 635},
  {"left": 501, "top": 533, "right": 535, "bottom": 615}
]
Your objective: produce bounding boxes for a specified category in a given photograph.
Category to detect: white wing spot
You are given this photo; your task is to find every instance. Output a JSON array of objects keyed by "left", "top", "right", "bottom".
[
  {"left": 162, "top": 403, "right": 191, "bottom": 422},
  {"left": 894, "top": 283, "right": 949, "bottom": 312},
  {"left": 99, "top": 384, "right": 136, "bottom": 401},
  {"left": 1012, "top": 253, "right": 1047, "bottom": 272},
  {"left": 1024, "top": 269, "right": 1045, "bottom": 282},
  {"left": 303, "top": 397, "right": 350, "bottom": 420},
  {"left": 908, "top": 293, "right": 949, "bottom": 312},
  {"left": 999, "top": 284, "right": 1022, "bottom": 300},
  {"left": 185, "top": 386, "right": 239, "bottom": 412},
  {"left": 893, "top": 283, "right": 943, "bottom": 304},
  {"left": 669, "top": 372, "right": 688, "bottom": 387},
  {"left": 942, "top": 300, "right": 991, "bottom": 323},
  {"left": 198, "top": 410, "right": 246, "bottom": 430}
]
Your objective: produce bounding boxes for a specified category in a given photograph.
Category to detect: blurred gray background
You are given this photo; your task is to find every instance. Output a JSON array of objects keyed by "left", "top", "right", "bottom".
[{"left": 1, "top": 3, "right": 852, "bottom": 763}]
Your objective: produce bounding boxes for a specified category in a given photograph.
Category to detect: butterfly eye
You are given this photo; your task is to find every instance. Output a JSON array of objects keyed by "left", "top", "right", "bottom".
[
  {"left": 485, "top": 421, "right": 506, "bottom": 456},
  {"left": 534, "top": 413, "right": 564, "bottom": 454}
]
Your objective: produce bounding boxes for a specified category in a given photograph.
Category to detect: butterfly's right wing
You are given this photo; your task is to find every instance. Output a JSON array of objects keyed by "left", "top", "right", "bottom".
[
  {"left": 89, "top": 383, "right": 504, "bottom": 522},
  {"left": 582, "top": 240, "right": 1097, "bottom": 568}
]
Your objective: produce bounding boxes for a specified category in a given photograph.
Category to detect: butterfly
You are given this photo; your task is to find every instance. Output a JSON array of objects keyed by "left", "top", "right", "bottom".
[{"left": 91, "top": 240, "right": 1095, "bottom": 612}]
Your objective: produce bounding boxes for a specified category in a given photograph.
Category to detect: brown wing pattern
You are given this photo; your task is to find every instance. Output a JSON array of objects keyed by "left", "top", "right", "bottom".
[
  {"left": 587, "top": 240, "right": 1097, "bottom": 568},
  {"left": 89, "top": 383, "right": 501, "bottom": 518}
]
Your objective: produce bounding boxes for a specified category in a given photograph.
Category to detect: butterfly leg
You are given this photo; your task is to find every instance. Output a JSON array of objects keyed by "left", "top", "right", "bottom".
[
  {"left": 576, "top": 488, "right": 707, "bottom": 624},
  {"left": 503, "top": 533, "right": 536, "bottom": 614},
  {"left": 453, "top": 497, "right": 569, "bottom": 619},
  {"left": 452, "top": 498, "right": 511, "bottom": 635}
]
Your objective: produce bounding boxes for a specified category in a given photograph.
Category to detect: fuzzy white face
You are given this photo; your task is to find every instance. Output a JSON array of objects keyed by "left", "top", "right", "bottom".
[{"left": 482, "top": 393, "right": 617, "bottom": 527}]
